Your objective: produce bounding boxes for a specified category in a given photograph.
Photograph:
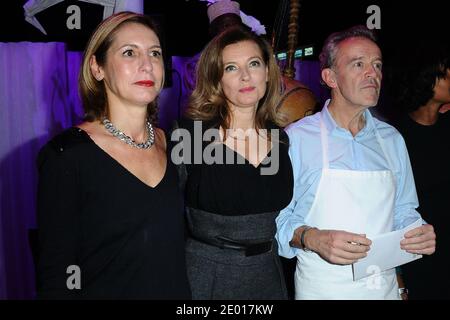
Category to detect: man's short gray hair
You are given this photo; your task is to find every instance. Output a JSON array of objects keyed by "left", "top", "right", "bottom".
[{"left": 319, "top": 25, "right": 378, "bottom": 71}]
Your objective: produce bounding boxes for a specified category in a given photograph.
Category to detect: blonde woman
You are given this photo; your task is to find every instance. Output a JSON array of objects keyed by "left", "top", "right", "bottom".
[{"left": 37, "top": 12, "right": 190, "bottom": 299}]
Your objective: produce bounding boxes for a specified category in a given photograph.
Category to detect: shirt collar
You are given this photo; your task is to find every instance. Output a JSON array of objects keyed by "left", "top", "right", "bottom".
[{"left": 321, "top": 99, "right": 376, "bottom": 138}]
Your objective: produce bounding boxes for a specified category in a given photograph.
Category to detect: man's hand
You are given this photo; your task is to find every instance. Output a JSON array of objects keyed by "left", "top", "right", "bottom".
[
  {"left": 305, "top": 229, "right": 372, "bottom": 265},
  {"left": 401, "top": 224, "right": 436, "bottom": 255}
]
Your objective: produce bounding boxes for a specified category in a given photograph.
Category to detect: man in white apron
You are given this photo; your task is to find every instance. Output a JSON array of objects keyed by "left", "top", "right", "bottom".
[{"left": 276, "top": 25, "right": 436, "bottom": 300}]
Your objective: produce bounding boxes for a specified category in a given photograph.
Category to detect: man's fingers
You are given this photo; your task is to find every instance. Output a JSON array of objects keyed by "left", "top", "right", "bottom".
[
  {"left": 328, "top": 246, "right": 367, "bottom": 262},
  {"left": 402, "top": 239, "right": 436, "bottom": 251},
  {"left": 404, "top": 228, "right": 421, "bottom": 238},
  {"left": 333, "top": 231, "right": 371, "bottom": 246},
  {"left": 322, "top": 250, "right": 360, "bottom": 265},
  {"left": 402, "top": 225, "right": 436, "bottom": 249},
  {"left": 407, "top": 247, "right": 436, "bottom": 255},
  {"left": 404, "top": 224, "right": 434, "bottom": 238},
  {"left": 319, "top": 230, "right": 372, "bottom": 265},
  {"left": 401, "top": 232, "right": 435, "bottom": 245},
  {"left": 350, "top": 234, "right": 372, "bottom": 246},
  {"left": 342, "top": 241, "right": 371, "bottom": 253}
]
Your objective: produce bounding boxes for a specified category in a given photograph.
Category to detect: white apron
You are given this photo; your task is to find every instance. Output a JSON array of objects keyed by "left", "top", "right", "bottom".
[{"left": 295, "top": 113, "right": 400, "bottom": 300}]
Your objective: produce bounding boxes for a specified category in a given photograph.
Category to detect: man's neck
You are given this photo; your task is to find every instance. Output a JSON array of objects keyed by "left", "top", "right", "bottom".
[{"left": 328, "top": 100, "right": 367, "bottom": 137}]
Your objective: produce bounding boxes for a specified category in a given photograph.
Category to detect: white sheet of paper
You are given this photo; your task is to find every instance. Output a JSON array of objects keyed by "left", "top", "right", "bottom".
[{"left": 352, "top": 219, "right": 423, "bottom": 281}]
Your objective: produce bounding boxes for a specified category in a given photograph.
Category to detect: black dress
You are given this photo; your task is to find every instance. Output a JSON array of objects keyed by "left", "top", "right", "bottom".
[
  {"left": 36, "top": 127, "right": 191, "bottom": 299},
  {"left": 175, "top": 118, "right": 293, "bottom": 299},
  {"left": 394, "top": 113, "right": 450, "bottom": 299}
]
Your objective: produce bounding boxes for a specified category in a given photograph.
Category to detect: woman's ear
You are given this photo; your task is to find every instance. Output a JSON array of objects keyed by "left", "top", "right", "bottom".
[
  {"left": 90, "top": 55, "right": 104, "bottom": 81},
  {"left": 321, "top": 68, "right": 337, "bottom": 88}
]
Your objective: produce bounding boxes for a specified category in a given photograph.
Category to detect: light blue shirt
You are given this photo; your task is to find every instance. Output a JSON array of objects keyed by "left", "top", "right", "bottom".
[{"left": 276, "top": 100, "right": 423, "bottom": 258}]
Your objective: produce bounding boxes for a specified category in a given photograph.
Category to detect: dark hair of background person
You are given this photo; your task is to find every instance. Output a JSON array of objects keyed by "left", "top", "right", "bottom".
[{"left": 379, "top": 43, "right": 450, "bottom": 121}]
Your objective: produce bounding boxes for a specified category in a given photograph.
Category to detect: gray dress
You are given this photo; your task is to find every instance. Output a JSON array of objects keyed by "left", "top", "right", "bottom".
[{"left": 175, "top": 118, "right": 294, "bottom": 300}]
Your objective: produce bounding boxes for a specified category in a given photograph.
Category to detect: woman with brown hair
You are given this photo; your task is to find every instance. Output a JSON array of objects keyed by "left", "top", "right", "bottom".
[
  {"left": 36, "top": 12, "right": 190, "bottom": 299},
  {"left": 174, "top": 26, "right": 293, "bottom": 299}
]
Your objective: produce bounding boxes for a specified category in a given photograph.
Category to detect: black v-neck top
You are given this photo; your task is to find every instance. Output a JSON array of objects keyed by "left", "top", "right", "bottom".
[
  {"left": 394, "top": 112, "right": 450, "bottom": 298},
  {"left": 176, "top": 118, "right": 294, "bottom": 215},
  {"left": 36, "top": 127, "right": 191, "bottom": 299}
]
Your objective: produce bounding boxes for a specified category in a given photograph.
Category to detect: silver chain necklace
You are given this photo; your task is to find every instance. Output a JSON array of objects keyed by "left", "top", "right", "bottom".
[{"left": 102, "top": 118, "right": 155, "bottom": 149}]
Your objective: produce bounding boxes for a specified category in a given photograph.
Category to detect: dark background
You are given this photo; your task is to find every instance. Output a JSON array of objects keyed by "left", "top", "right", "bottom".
[{"left": 1, "top": 0, "right": 448, "bottom": 59}]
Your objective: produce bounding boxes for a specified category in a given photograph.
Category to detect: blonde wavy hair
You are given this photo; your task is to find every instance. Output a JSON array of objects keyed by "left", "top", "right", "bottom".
[{"left": 79, "top": 11, "right": 164, "bottom": 124}]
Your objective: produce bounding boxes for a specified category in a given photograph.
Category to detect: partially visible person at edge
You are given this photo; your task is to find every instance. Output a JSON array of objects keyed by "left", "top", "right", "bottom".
[
  {"left": 388, "top": 44, "right": 450, "bottom": 299},
  {"left": 36, "top": 12, "right": 191, "bottom": 299},
  {"left": 172, "top": 26, "right": 293, "bottom": 299},
  {"left": 275, "top": 25, "right": 436, "bottom": 300}
]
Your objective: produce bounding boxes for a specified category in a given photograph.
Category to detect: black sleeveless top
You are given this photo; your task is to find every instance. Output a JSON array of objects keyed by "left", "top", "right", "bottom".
[{"left": 36, "top": 127, "right": 191, "bottom": 299}]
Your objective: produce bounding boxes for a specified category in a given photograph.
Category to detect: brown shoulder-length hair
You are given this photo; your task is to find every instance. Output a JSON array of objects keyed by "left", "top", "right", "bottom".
[
  {"left": 79, "top": 11, "right": 164, "bottom": 124},
  {"left": 186, "top": 26, "right": 282, "bottom": 132}
]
